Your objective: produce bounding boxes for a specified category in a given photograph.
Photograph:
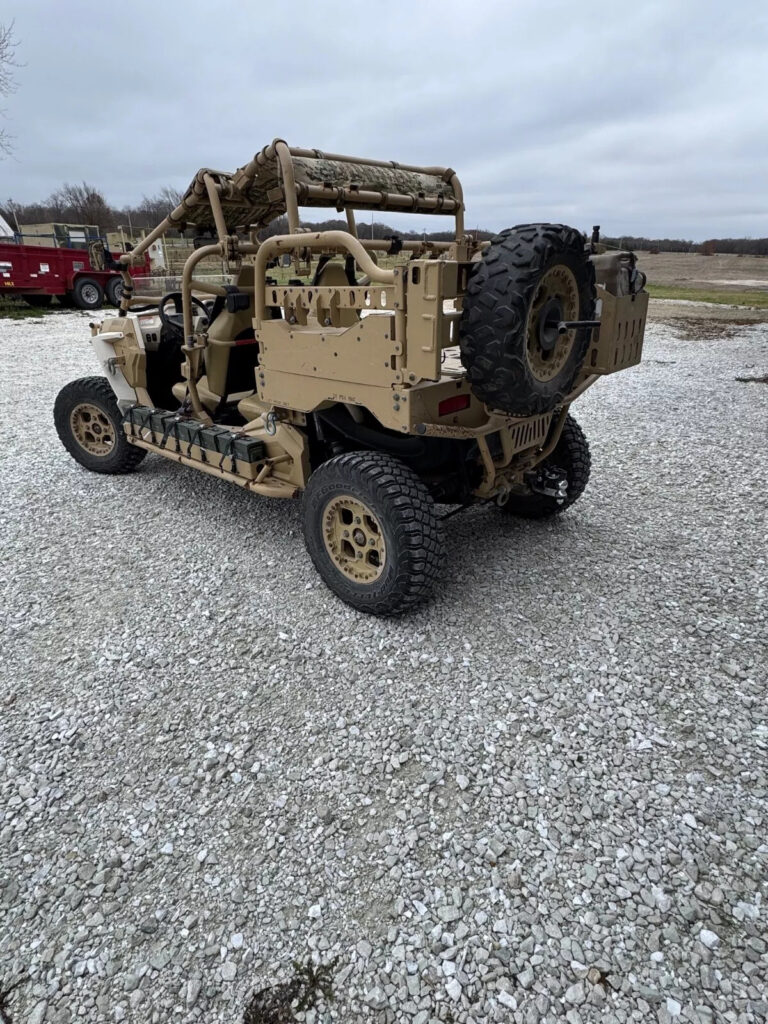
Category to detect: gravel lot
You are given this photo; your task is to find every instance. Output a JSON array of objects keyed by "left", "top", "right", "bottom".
[{"left": 1, "top": 308, "right": 767, "bottom": 1024}]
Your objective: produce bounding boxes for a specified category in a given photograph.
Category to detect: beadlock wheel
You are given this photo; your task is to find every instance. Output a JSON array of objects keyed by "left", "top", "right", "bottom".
[
  {"left": 54, "top": 376, "right": 147, "bottom": 474},
  {"left": 526, "top": 264, "right": 579, "bottom": 383},
  {"left": 70, "top": 402, "right": 116, "bottom": 457},
  {"left": 322, "top": 494, "right": 386, "bottom": 583},
  {"left": 459, "top": 223, "right": 596, "bottom": 416},
  {"left": 303, "top": 451, "right": 442, "bottom": 615}
]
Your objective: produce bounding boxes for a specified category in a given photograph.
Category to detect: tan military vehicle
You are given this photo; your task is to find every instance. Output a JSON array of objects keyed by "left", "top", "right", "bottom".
[{"left": 54, "top": 140, "right": 648, "bottom": 614}]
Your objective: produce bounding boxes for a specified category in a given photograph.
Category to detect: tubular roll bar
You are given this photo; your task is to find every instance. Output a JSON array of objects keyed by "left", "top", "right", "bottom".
[
  {"left": 114, "top": 140, "right": 467, "bottom": 420},
  {"left": 119, "top": 139, "right": 466, "bottom": 270},
  {"left": 252, "top": 232, "right": 394, "bottom": 321}
]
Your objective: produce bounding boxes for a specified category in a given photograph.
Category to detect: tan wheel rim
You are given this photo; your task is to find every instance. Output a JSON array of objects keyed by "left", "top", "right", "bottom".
[
  {"left": 70, "top": 402, "right": 115, "bottom": 457},
  {"left": 525, "top": 264, "right": 580, "bottom": 383},
  {"left": 322, "top": 494, "right": 386, "bottom": 583}
]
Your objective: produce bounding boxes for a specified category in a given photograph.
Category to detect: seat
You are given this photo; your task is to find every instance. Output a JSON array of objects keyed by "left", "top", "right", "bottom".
[
  {"left": 313, "top": 258, "right": 360, "bottom": 328},
  {"left": 171, "top": 375, "right": 253, "bottom": 414},
  {"left": 172, "top": 264, "right": 264, "bottom": 413},
  {"left": 204, "top": 264, "right": 261, "bottom": 400}
]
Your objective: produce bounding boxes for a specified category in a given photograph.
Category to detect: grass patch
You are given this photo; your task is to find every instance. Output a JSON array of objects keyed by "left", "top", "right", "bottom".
[
  {"left": 646, "top": 284, "right": 768, "bottom": 308},
  {"left": 0, "top": 297, "right": 61, "bottom": 319}
]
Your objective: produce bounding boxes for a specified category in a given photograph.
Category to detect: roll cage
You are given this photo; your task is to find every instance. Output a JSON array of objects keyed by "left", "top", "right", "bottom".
[{"left": 117, "top": 139, "right": 470, "bottom": 422}]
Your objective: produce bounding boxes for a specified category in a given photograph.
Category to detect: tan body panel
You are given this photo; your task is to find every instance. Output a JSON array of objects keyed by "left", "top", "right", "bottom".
[
  {"left": 588, "top": 288, "right": 649, "bottom": 374},
  {"left": 401, "top": 260, "right": 461, "bottom": 383},
  {"left": 256, "top": 314, "right": 400, "bottom": 391}
]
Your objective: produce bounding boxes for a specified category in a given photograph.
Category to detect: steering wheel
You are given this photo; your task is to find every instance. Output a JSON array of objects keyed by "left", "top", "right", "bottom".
[{"left": 158, "top": 291, "right": 209, "bottom": 331}]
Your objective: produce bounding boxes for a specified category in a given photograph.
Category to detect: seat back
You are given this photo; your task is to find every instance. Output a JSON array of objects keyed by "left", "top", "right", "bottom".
[
  {"left": 313, "top": 261, "right": 360, "bottom": 328},
  {"left": 205, "top": 264, "right": 259, "bottom": 398}
]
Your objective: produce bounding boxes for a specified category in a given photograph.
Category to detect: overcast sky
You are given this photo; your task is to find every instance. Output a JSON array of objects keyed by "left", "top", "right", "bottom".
[{"left": 1, "top": 0, "right": 766, "bottom": 240}]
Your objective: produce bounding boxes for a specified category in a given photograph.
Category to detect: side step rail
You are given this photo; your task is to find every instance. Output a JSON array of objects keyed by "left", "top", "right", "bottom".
[{"left": 123, "top": 406, "right": 298, "bottom": 498}]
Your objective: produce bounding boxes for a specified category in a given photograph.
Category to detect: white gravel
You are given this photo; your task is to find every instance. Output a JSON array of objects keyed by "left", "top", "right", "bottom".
[{"left": 1, "top": 308, "right": 767, "bottom": 1024}]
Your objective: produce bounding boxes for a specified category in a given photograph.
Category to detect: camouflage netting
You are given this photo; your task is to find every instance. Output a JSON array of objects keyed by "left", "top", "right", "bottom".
[
  {"left": 169, "top": 142, "right": 460, "bottom": 232},
  {"left": 292, "top": 157, "right": 455, "bottom": 203}
]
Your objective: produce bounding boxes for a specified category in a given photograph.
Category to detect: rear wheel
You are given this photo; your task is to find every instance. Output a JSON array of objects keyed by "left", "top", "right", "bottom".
[
  {"left": 501, "top": 414, "right": 591, "bottom": 519},
  {"left": 23, "top": 294, "right": 53, "bottom": 309},
  {"left": 54, "top": 376, "right": 146, "bottom": 474},
  {"left": 303, "top": 451, "right": 442, "bottom": 614},
  {"left": 105, "top": 276, "right": 123, "bottom": 307},
  {"left": 71, "top": 277, "right": 104, "bottom": 310}
]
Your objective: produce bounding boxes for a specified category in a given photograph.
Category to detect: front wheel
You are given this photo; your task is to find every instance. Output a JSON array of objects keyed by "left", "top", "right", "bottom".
[
  {"left": 501, "top": 414, "right": 591, "bottom": 519},
  {"left": 302, "top": 451, "right": 442, "bottom": 615},
  {"left": 54, "top": 377, "right": 147, "bottom": 474}
]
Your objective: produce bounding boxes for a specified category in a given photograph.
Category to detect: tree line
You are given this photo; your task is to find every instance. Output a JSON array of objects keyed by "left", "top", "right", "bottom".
[
  {"left": 2, "top": 183, "right": 184, "bottom": 235},
  {"left": 602, "top": 235, "right": 768, "bottom": 256},
  {"left": 2, "top": 184, "right": 766, "bottom": 255}
]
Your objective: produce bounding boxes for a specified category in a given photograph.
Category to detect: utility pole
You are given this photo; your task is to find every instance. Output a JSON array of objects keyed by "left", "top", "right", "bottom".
[{"left": 8, "top": 200, "right": 21, "bottom": 235}]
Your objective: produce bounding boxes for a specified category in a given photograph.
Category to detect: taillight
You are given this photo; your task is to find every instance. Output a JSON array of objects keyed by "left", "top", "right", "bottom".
[{"left": 438, "top": 393, "right": 471, "bottom": 416}]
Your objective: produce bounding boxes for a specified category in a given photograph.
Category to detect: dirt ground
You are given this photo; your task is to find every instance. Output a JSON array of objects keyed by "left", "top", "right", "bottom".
[
  {"left": 633, "top": 252, "right": 768, "bottom": 322},
  {"left": 648, "top": 299, "right": 768, "bottom": 323},
  {"left": 638, "top": 251, "right": 768, "bottom": 291}
]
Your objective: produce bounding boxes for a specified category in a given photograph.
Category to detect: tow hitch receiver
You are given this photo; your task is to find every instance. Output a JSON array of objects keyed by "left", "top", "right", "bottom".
[{"left": 525, "top": 466, "right": 569, "bottom": 503}]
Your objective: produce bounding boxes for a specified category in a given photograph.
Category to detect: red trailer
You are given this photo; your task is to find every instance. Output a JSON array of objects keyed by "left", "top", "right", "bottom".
[{"left": 0, "top": 240, "right": 149, "bottom": 310}]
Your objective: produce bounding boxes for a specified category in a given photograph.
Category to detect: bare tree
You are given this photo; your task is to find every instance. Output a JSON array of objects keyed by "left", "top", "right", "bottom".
[
  {"left": 51, "top": 182, "right": 114, "bottom": 228},
  {"left": 0, "top": 22, "right": 19, "bottom": 156},
  {"left": 130, "top": 186, "right": 184, "bottom": 226},
  {"left": 159, "top": 185, "right": 183, "bottom": 209}
]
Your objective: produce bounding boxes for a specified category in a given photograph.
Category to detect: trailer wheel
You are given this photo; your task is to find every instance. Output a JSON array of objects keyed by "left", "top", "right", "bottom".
[
  {"left": 54, "top": 376, "right": 146, "bottom": 474},
  {"left": 23, "top": 294, "right": 53, "bottom": 309},
  {"left": 71, "top": 277, "right": 104, "bottom": 310},
  {"left": 105, "top": 277, "right": 123, "bottom": 307},
  {"left": 303, "top": 451, "right": 442, "bottom": 615}
]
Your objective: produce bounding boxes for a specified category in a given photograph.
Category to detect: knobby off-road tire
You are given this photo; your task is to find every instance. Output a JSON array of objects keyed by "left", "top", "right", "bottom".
[
  {"left": 54, "top": 376, "right": 147, "bottom": 474},
  {"left": 502, "top": 414, "right": 591, "bottom": 519},
  {"left": 460, "top": 224, "right": 596, "bottom": 416},
  {"left": 303, "top": 451, "right": 442, "bottom": 615}
]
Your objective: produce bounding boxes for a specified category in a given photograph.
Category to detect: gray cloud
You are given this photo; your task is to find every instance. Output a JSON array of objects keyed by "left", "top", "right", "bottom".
[{"left": 1, "top": 0, "right": 766, "bottom": 240}]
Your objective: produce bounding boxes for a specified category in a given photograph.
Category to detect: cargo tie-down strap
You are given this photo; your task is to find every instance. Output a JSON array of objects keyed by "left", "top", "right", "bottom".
[
  {"left": 123, "top": 406, "right": 266, "bottom": 473},
  {"left": 159, "top": 415, "right": 182, "bottom": 454}
]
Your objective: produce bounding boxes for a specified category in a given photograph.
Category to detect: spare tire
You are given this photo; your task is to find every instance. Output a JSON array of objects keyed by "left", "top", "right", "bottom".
[{"left": 459, "top": 224, "right": 596, "bottom": 416}]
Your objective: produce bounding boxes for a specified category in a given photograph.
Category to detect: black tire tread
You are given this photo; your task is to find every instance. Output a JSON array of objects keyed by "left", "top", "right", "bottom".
[
  {"left": 303, "top": 451, "right": 442, "bottom": 615},
  {"left": 460, "top": 223, "right": 596, "bottom": 416},
  {"left": 54, "top": 376, "right": 146, "bottom": 474}
]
